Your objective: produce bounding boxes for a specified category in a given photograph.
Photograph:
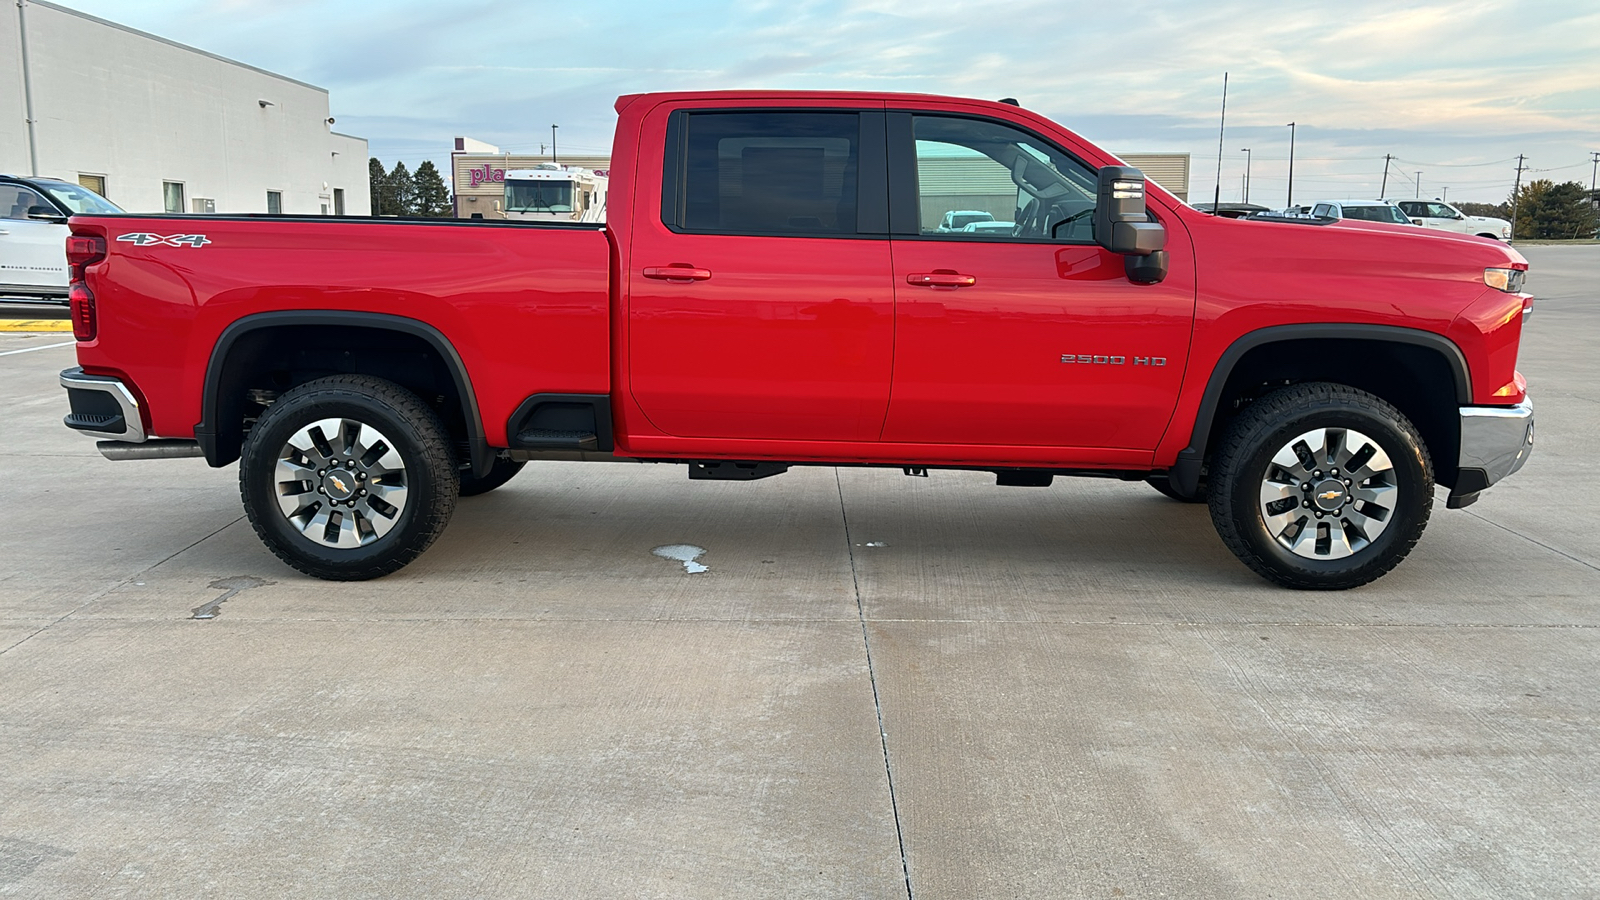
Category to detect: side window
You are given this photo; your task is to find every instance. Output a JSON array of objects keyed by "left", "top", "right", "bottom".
[
  {"left": 1312, "top": 204, "right": 1334, "bottom": 217},
  {"left": 1426, "top": 203, "right": 1455, "bottom": 218},
  {"left": 1, "top": 185, "right": 51, "bottom": 220},
  {"left": 911, "top": 115, "right": 1098, "bottom": 242},
  {"left": 1397, "top": 201, "right": 1421, "bottom": 216},
  {"left": 680, "top": 111, "right": 860, "bottom": 235}
]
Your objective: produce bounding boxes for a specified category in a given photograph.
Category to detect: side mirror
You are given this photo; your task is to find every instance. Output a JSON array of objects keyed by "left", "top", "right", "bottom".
[
  {"left": 1093, "top": 167, "right": 1165, "bottom": 255},
  {"left": 27, "top": 205, "right": 67, "bottom": 224},
  {"left": 1093, "top": 166, "right": 1167, "bottom": 284}
]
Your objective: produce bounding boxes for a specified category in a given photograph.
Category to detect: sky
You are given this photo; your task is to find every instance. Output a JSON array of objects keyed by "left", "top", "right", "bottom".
[{"left": 52, "top": 0, "right": 1600, "bottom": 206}]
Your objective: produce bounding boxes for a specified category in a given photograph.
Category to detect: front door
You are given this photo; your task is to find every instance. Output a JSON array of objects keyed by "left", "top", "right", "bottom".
[
  {"left": 627, "top": 109, "right": 894, "bottom": 442},
  {"left": 882, "top": 113, "right": 1196, "bottom": 452}
]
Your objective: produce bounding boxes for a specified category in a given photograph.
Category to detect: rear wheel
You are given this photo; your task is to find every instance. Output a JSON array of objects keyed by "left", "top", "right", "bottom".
[
  {"left": 1208, "top": 382, "right": 1432, "bottom": 589},
  {"left": 240, "top": 375, "right": 459, "bottom": 580}
]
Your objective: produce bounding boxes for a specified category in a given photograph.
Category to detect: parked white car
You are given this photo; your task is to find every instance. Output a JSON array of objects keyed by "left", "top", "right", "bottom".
[
  {"left": 1, "top": 175, "right": 123, "bottom": 305},
  {"left": 936, "top": 209, "right": 994, "bottom": 232},
  {"left": 961, "top": 220, "right": 1016, "bottom": 235},
  {"left": 1391, "top": 199, "right": 1512, "bottom": 241},
  {"left": 1308, "top": 199, "right": 1413, "bottom": 226}
]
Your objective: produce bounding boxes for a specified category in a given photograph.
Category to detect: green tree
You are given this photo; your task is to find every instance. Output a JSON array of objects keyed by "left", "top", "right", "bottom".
[
  {"left": 413, "top": 160, "right": 453, "bottom": 217},
  {"left": 368, "top": 157, "right": 394, "bottom": 216},
  {"left": 388, "top": 161, "right": 417, "bottom": 216},
  {"left": 1510, "top": 179, "right": 1599, "bottom": 239},
  {"left": 1454, "top": 201, "right": 1510, "bottom": 220}
]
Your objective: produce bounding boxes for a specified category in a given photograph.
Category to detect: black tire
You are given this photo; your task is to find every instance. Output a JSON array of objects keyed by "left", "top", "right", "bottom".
[
  {"left": 1208, "top": 382, "right": 1432, "bottom": 590},
  {"left": 459, "top": 456, "right": 525, "bottom": 497},
  {"left": 240, "top": 375, "right": 459, "bottom": 580},
  {"left": 1147, "top": 473, "right": 1205, "bottom": 503}
]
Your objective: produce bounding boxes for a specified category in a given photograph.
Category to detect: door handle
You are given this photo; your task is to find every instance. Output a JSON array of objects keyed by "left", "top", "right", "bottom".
[
  {"left": 643, "top": 265, "right": 712, "bottom": 282},
  {"left": 907, "top": 271, "right": 977, "bottom": 288}
]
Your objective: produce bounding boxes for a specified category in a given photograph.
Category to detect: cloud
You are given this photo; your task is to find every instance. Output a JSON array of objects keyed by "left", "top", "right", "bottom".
[{"left": 48, "top": 0, "right": 1600, "bottom": 202}]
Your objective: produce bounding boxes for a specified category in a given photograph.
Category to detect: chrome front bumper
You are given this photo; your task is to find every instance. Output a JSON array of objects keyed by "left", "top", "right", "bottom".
[{"left": 1449, "top": 396, "right": 1534, "bottom": 508}]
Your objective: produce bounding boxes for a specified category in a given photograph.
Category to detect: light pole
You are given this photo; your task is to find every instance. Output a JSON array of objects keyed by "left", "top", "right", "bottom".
[
  {"left": 18, "top": 0, "right": 40, "bottom": 176},
  {"left": 551, "top": 124, "right": 558, "bottom": 165},
  {"left": 1241, "top": 148, "right": 1252, "bottom": 204},
  {"left": 1285, "top": 123, "right": 1296, "bottom": 208}
]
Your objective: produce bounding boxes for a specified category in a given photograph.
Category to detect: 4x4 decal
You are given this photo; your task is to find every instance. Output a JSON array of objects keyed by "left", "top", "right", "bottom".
[{"left": 116, "top": 233, "right": 211, "bottom": 248}]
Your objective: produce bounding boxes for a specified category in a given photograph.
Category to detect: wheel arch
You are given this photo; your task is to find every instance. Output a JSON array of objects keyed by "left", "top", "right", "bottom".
[
  {"left": 1170, "top": 324, "right": 1470, "bottom": 497},
  {"left": 196, "top": 311, "right": 492, "bottom": 476}
]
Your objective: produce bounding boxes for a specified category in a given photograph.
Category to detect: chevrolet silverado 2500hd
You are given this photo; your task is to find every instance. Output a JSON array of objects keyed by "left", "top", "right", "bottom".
[{"left": 58, "top": 91, "right": 1536, "bottom": 588}]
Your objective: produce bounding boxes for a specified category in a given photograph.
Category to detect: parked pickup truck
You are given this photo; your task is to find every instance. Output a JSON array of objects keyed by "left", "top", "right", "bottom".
[{"left": 59, "top": 91, "right": 1536, "bottom": 589}]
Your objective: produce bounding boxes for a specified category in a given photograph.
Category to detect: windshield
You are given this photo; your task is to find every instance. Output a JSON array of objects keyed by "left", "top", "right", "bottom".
[
  {"left": 1343, "top": 204, "right": 1409, "bottom": 225},
  {"left": 505, "top": 180, "right": 573, "bottom": 213},
  {"left": 41, "top": 182, "right": 123, "bottom": 215}
]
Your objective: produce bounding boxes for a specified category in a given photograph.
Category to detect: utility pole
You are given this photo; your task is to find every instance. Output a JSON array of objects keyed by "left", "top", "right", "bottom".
[
  {"left": 1415, "top": 172, "right": 1422, "bottom": 199},
  {"left": 1286, "top": 122, "right": 1296, "bottom": 207},
  {"left": 1380, "top": 154, "right": 1393, "bottom": 198},
  {"left": 17, "top": 0, "right": 40, "bottom": 176},
  {"left": 1510, "top": 155, "right": 1527, "bottom": 241},
  {"left": 1241, "top": 148, "right": 1252, "bottom": 204},
  {"left": 1590, "top": 151, "right": 1599, "bottom": 208},
  {"left": 1443, "top": 187, "right": 1449, "bottom": 202},
  {"left": 551, "top": 124, "right": 558, "bottom": 165}
]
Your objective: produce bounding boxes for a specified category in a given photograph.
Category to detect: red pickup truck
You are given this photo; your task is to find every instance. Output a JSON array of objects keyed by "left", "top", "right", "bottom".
[{"left": 58, "top": 91, "right": 1535, "bottom": 589}]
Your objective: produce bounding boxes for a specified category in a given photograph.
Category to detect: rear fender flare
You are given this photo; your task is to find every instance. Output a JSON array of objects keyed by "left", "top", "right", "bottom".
[{"left": 195, "top": 310, "right": 492, "bottom": 476}]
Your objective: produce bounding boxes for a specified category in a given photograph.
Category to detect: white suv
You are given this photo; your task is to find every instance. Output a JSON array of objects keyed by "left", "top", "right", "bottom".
[
  {"left": 1391, "top": 200, "right": 1512, "bottom": 241},
  {"left": 1, "top": 175, "right": 123, "bottom": 305}
]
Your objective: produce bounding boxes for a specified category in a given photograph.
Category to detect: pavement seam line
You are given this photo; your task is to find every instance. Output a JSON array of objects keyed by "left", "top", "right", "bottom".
[
  {"left": 0, "top": 515, "right": 246, "bottom": 657},
  {"left": 836, "top": 467, "right": 915, "bottom": 900},
  {"left": 1463, "top": 508, "right": 1600, "bottom": 573}
]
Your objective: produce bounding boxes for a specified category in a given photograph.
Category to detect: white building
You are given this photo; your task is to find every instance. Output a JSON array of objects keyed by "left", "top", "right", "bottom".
[{"left": 1, "top": 0, "right": 369, "bottom": 215}]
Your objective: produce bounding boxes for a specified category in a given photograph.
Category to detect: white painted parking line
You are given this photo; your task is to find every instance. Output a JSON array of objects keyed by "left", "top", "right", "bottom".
[{"left": 0, "top": 340, "right": 74, "bottom": 356}]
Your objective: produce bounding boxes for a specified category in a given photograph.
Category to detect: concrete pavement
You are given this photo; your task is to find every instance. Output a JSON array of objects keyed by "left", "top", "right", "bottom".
[{"left": 1, "top": 246, "right": 1597, "bottom": 898}]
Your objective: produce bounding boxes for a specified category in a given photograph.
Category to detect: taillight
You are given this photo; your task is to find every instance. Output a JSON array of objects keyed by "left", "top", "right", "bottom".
[
  {"left": 70, "top": 281, "right": 96, "bottom": 341},
  {"left": 66, "top": 233, "right": 105, "bottom": 342},
  {"left": 66, "top": 234, "right": 106, "bottom": 276}
]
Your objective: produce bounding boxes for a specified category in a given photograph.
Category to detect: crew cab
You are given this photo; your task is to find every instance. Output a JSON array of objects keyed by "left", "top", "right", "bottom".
[
  {"left": 1392, "top": 199, "right": 1513, "bottom": 241},
  {"left": 58, "top": 91, "right": 1536, "bottom": 589},
  {"left": 1, "top": 175, "right": 122, "bottom": 305}
]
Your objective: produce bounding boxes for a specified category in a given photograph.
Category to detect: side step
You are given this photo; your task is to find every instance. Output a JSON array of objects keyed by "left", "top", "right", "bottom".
[
  {"left": 513, "top": 428, "right": 598, "bottom": 451},
  {"left": 688, "top": 460, "right": 790, "bottom": 481}
]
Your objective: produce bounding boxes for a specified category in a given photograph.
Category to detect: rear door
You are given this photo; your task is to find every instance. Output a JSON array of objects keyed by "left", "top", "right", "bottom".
[
  {"left": 0, "top": 182, "right": 69, "bottom": 296},
  {"left": 626, "top": 107, "right": 895, "bottom": 442}
]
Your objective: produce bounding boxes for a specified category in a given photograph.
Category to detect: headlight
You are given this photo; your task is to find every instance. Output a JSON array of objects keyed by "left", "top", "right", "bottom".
[
  {"left": 1484, "top": 267, "right": 1526, "bottom": 292},
  {"left": 1500, "top": 225, "right": 1512, "bottom": 238}
]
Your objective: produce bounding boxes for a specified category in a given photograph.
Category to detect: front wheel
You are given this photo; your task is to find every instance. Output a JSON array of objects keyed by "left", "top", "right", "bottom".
[
  {"left": 1208, "top": 383, "right": 1432, "bottom": 590},
  {"left": 240, "top": 375, "right": 460, "bottom": 580}
]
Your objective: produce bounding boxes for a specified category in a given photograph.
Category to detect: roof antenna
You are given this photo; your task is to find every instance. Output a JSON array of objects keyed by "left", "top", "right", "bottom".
[
  {"left": 998, "top": 97, "right": 1020, "bottom": 106},
  {"left": 1212, "top": 72, "right": 1228, "bottom": 215}
]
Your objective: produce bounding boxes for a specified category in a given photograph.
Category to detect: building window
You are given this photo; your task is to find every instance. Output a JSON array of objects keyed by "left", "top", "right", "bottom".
[
  {"left": 266, "top": 191, "right": 282, "bottom": 214},
  {"left": 333, "top": 188, "right": 345, "bottom": 216},
  {"left": 78, "top": 174, "right": 107, "bottom": 197},
  {"left": 191, "top": 198, "right": 215, "bottom": 214},
  {"left": 163, "top": 182, "right": 186, "bottom": 214}
]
